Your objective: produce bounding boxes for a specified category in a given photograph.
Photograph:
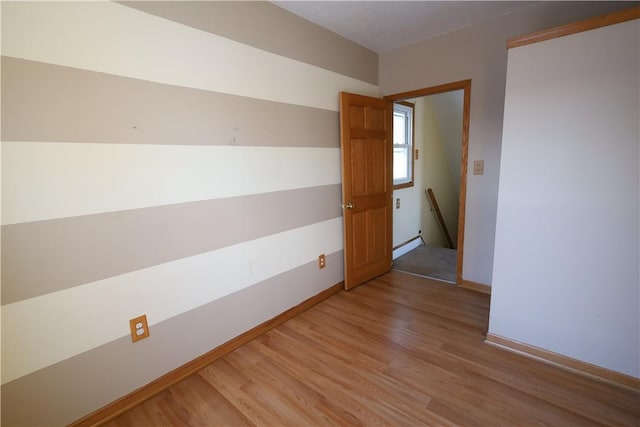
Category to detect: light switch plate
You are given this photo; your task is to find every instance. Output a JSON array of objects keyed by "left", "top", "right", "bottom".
[{"left": 473, "top": 160, "right": 484, "bottom": 175}]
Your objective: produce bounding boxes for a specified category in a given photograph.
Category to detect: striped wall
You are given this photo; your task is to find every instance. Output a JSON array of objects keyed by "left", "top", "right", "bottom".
[{"left": 1, "top": 2, "right": 379, "bottom": 425}]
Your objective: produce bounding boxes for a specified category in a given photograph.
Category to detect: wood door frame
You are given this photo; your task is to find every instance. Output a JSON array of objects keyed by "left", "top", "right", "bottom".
[{"left": 384, "top": 79, "right": 471, "bottom": 287}]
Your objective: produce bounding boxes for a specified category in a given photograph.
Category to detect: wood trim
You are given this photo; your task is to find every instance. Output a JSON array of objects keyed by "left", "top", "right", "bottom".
[
  {"left": 385, "top": 79, "right": 471, "bottom": 288},
  {"left": 456, "top": 82, "right": 471, "bottom": 286},
  {"left": 507, "top": 6, "right": 640, "bottom": 49},
  {"left": 395, "top": 100, "right": 415, "bottom": 108},
  {"left": 393, "top": 181, "right": 413, "bottom": 190},
  {"left": 459, "top": 279, "right": 491, "bottom": 295},
  {"left": 385, "top": 80, "right": 471, "bottom": 102},
  {"left": 69, "top": 282, "right": 344, "bottom": 427},
  {"left": 486, "top": 333, "right": 640, "bottom": 391},
  {"left": 392, "top": 235, "right": 422, "bottom": 251}
]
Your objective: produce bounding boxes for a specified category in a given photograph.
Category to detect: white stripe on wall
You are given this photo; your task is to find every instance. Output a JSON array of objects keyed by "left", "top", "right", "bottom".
[
  {"left": 2, "top": 142, "right": 341, "bottom": 225},
  {"left": 1, "top": 217, "right": 344, "bottom": 384},
  {"left": 1, "top": 1, "right": 378, "bottom": 112}
]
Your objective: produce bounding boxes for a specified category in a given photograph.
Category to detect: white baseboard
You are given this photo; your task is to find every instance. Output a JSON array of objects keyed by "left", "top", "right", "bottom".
[{"left": 392, "top": 236, "right": 423, "bottom": 260}]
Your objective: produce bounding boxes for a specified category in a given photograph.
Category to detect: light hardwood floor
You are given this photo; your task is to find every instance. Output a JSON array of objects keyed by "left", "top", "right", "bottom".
[{"left": 105, "top": 271, "right": 639, "bottom": 426}]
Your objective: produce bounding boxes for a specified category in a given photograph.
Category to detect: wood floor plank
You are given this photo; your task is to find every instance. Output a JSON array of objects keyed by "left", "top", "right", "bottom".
[
  {"left": 105, "top": 271, "right": 640, "bottom": 426},
  {"left": 255, "top": 329, "right": 428, "bottom": 426},
  {"left": 270, "top": 324, "right": 453, "bottom": 426},
  {"left": 240, "top": 339, "right": 374, "bottom": 426},
  {"left": 198, "top": 359, "right": 276, "bottom": 426},
  {"left": 442, "top": 340, "right": 640, "bottom": 424},
  {"left": 221, "top": 349, "right": 334, "bottom": 426}
]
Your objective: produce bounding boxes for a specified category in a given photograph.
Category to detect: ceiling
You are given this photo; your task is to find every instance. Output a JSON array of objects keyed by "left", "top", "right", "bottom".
[{"left": 272, "top": 1, "right": 538, "bottom": 53}]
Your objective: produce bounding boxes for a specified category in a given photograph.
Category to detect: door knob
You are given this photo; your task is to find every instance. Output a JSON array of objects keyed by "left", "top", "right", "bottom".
[{"left": 344, "top": 202, "right": 355, "bottom": 209}]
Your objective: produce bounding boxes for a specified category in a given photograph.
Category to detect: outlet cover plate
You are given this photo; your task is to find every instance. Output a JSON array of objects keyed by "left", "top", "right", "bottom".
[
  {"left": 130, "top": 314, "right": 150, "bottom": 343},
  {"left": 318, "top": 254, "right": 326, "bottom": 269}
]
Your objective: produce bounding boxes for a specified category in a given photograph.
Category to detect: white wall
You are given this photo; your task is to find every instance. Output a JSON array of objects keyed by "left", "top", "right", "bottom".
[
  {"left": 380, "top": 1, "right": 636, "bottom": 286},
  {"left": 430, "top": 90, "right": 463, "bottom": 198},
  {"left": 419, "top": 95, "right": 461, "bottom": 248},
  {"left": 393, "top": 92, "right": 463, "bottom": 250},
  {"left": 392, "top": 99, "right": 424, "bottom": 248},
  {"left": 490, "top": 19, "right": 639, "bottom": 377}
]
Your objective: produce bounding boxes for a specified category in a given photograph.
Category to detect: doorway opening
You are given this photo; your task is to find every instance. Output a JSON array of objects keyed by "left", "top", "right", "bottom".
[{"left": 385, "top": 80, "right": 470, "bottom": 286}]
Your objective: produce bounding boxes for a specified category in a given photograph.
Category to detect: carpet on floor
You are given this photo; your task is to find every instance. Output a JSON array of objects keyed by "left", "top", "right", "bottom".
[{"left": 392, "top": 244, "right": 457, "bottom": 283}]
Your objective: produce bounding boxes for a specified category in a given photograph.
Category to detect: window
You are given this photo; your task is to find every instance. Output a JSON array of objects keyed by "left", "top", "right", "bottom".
[{"left": 393, "top": 102, "right": 414, "bottom": 188}]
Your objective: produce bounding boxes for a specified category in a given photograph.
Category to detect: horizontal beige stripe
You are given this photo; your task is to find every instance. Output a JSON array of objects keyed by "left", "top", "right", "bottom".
[
  {"left": 2, "top": 1, "right": 378, "bottom": 112},
  {"left": 1, "top": 251, "right": 344, "bottom": 427},
  {"left": 2, "top": 218, "right": 344, "bottom": 384},
  {"left": 2, "top": 142, "right": 341, "bottom": 225},
  {"left": 119, "top": 1, "right": 378, "bottom": 85},
  {"left": 2, "top": 184, "right": 342, "bottom": 305},
  {"left": 1, "top": 57, "right": 339, "bottom": 147}
]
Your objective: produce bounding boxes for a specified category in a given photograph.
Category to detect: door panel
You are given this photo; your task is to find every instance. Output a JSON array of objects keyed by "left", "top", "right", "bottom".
[
  {"left": 371, "top": 207, "right": 387, "bottom": 259},
  {"left": 352, "top": 212, "right": 368, "bottom": 266},
  {"left": 368, "top": 139, "right": 386, "bottom": 193},
  {"left": 340, "top": 92, "right": 393, "bottom": 290}
]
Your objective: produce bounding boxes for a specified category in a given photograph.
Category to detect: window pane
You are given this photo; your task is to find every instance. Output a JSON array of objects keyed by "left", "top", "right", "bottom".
[
  {"left": 393, "top": 113, "right": 406, "bottom": 145},
  {"left": 394, "top": 147, "right": 408, "bottom": 181},
  {"left": 393, "top": 102, "right": 414, "bottom": 187}
]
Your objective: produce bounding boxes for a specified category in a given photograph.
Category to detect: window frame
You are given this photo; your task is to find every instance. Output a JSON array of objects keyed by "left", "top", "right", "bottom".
[{"left": 393, "top": 101, "right": 415, "bottom": 189}]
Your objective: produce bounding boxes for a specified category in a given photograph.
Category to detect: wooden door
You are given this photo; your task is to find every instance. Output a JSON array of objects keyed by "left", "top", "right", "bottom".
[{"left": 339, "top": 92, "right": 393, "bottom": 290}]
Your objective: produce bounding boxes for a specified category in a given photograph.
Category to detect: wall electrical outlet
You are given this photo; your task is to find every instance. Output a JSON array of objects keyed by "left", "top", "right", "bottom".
[
  {"left": 129, "top": 314, "right": 150, "bottom": 343},
  {"left": 318, "top": 254, "right": 326, "bottom": 269},
  {"left": 396, "top": 198, "right": 401, "bottom": 209}
]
